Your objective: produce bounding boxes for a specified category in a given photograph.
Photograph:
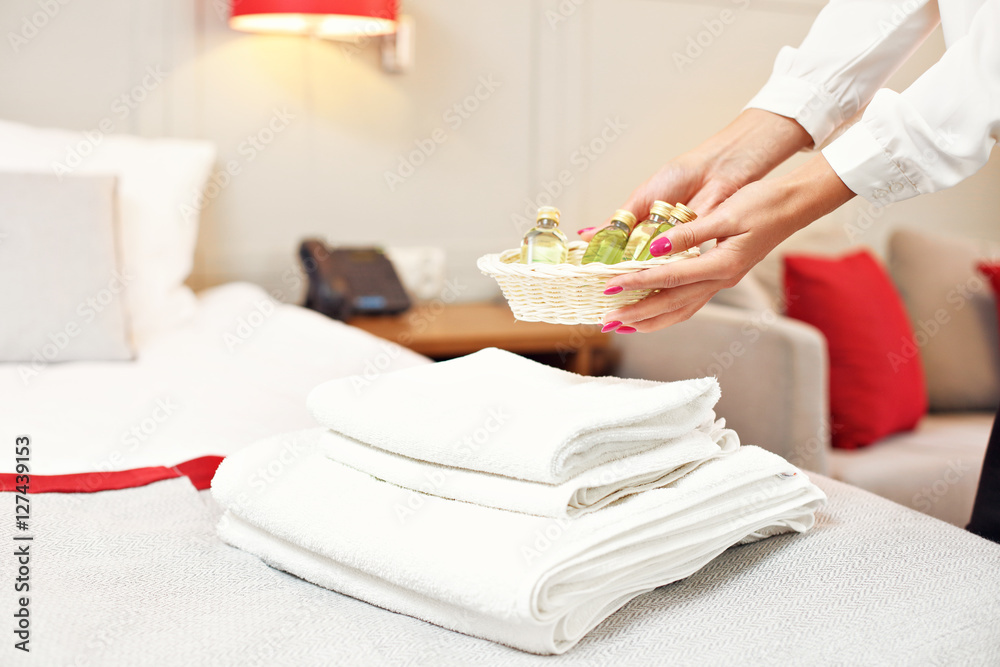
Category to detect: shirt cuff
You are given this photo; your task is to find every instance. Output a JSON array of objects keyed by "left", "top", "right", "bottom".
[
  {"left": 821, "top": 122, "right": 921, "bottom": 206},
  {"left": 743, "top": 73, "right": 843, "bottom": 148}
]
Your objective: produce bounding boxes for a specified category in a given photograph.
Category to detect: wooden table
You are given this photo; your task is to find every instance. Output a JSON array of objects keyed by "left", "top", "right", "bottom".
[{"left": 348, "top": 302, "right": 613, "bottom": 375}]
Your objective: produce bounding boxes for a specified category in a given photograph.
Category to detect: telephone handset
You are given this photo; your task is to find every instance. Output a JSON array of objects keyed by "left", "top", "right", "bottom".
[{"left": 299, "top": 239, "right": 411, "bottom": 321}]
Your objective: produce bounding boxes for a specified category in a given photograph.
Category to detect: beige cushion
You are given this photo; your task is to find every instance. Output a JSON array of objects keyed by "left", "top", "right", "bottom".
[
  {"left": 0, "top": 172, "right": 134, "bottom": 365},
  {"left": 888, "top": 228, "right": 1000, "bottom": 411},
  {"left": 746, "top": 215, "right": 855, "bottom": 313},
  {"left": 829, "top": 412, "right": 991, "bottom": 527},
  {"left": 708, "top": 274, "right": 773, "bottom": 312}
]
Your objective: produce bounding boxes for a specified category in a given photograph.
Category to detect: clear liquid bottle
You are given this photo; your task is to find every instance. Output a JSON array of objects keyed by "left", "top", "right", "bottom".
[
  {"left": 582, "top": 209, "right": 638, "bottom": 265},
  {"left": 623, "top": 201, "right": 674, "bottom": 261},
  {"left": 520, "top": 206, "right": 568, "bottom": 264},
  {"left": 636, "top": 203, "right": 697, "bottom": 260}
]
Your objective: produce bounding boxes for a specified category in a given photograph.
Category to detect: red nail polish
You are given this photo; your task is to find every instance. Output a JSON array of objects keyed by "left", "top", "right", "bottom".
[
  {"left": 604, "top": 285, "right": 624, "bottom": 295},
  {"left": 577, "top": 227, "right": 595, "bottom": 236},
  {"left": 649, "top": 237, "right": 672, "bottom": 257},
  {"left": 616, "top": 326, "right": 637, "bottom": 334},
  {"left": 601, "top": 321, "right": 621, "bottom": 333}
]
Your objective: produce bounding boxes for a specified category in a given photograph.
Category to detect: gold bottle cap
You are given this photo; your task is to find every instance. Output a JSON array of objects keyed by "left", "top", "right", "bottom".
[
  {"left": 649, "top": 200, "right": 674, "bottom": 220},
  {"left": 611, "top": 209, "right": 638, "bottom": 230},
  {"left": 536, "top": 206, "right": 561, "bottom": 224},
  {"left": 671, "top": 203, "right": 697, "bottom": 223}
]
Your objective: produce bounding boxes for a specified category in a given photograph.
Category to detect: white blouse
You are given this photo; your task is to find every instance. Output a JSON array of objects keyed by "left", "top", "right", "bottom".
[{"left": 745, "top": 0, "right": 999, "bottom": 205}]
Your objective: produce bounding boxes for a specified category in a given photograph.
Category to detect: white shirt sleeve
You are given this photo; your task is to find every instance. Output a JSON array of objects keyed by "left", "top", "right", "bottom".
[
  {"left": 745, "top": 0, "right": 940, "bottom": 148},
  {"left": 822, "top": 0, "right": 1000, "bottom": 204}
]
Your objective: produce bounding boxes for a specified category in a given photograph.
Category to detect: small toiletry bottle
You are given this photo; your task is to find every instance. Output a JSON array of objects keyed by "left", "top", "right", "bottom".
[
  {"left": 582, "top": 210, "right": 638, "bottom": 265},
  {"left": 520, "top": 206, "right": 569, "bottom": 264},
  {"left": 637, "top": 203, "right": 697, "bottom": 260},
  {"left": 623, "top": 201, "right": 674, "bottom": 261}
]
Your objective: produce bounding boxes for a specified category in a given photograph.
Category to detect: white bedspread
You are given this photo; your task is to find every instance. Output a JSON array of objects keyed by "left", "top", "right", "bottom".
[
  {"left": 0, "top": 282, "right": 427, "bottom": 474},
  {"left": 4, "top": 473, "right": 998, "bottom": 666}
]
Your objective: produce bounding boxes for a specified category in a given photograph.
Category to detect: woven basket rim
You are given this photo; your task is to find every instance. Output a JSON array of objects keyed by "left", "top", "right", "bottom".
[{"left": 477, "top": 241, "right": 699, "bottom": 278}]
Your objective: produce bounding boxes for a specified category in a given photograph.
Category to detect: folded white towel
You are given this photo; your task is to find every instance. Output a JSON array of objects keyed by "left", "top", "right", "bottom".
[
  {"left": 319, "top": 417, "right": 740, "bottom": 519},
  {"left": 307, "top": 347, "right": 722, "bottom": 484},
  {"left": 212, "top": 429, "right": 825, "bottom": 655}
]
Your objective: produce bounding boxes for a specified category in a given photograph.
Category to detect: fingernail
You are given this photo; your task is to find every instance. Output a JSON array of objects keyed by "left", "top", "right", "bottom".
[
  {"left": 577, "top": 227, "right": 595, "bottom": 236},
  {"left": 604, "top": 285, "right": 623, "bottom": 295},
  {"left": 649, "top": 237, "right": 672, "bottom": 257},
  {"left": 616, "top": 326, "right": 637, "bottom": 334},
  {"left": 601, "top": 321, "right": 621, "bottom": 333}
]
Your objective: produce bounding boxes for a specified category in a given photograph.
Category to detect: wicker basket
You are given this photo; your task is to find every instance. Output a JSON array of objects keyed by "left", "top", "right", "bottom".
[{"left": 477, "top": 241, "right": 699, "bottom": 325}]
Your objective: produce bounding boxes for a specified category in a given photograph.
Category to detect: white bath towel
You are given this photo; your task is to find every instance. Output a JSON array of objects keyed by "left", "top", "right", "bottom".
[
  {"left": 212, "top": 429, "right": 826, "bottom": 655},
  {"left": 319, "top": 417, "right": 740, "bottom": 518},
  {"left": 307, "top": 347, "right": 722, "bottom": 484}
]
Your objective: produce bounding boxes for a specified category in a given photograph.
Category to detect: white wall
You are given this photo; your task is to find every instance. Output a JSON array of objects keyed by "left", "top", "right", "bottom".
[{"left": 1, "top": 0, "right": 997, "bottom": 303}]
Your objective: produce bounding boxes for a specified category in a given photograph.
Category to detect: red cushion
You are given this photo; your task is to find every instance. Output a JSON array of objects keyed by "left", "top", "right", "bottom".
[
  {"left": 784, "top": 250, "right": 928, "bottom": 450},
  {"left": 978, "top": 262, "right": 1000, "bottom": 313}
]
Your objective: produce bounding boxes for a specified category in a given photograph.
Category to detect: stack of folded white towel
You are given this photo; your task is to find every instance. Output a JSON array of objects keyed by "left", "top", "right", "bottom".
[{"left": 212, "top": 348, "right": 825, "bottom": 655}]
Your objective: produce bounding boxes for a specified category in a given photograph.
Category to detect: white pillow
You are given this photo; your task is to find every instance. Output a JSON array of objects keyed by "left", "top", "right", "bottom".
[
  {"left": 0, "top": 172, "right": 134, "bottom": 367},
  {"left": 0, "top": 119, "right": 215, "bottom": 346}
]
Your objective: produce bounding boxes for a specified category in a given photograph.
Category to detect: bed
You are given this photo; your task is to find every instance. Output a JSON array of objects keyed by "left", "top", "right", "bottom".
[
  {"left": 1, "top": 282, "right": 427, "bottom": 475},
  {"left": 2, "top": 283, "right": 999, "bottom": 666},
  {"left": 1, "top": 119, "right": 998, "bottom": 665}
]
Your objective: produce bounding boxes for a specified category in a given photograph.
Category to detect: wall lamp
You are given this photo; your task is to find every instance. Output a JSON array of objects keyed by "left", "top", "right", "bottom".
[{"left": 229, "top": 0, "right": 413, "bottom": 72}]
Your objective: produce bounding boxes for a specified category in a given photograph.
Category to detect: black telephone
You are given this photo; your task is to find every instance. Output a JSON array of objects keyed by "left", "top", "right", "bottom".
[{"left": 299, "top": 239, "right": 411, "bottom": 321}]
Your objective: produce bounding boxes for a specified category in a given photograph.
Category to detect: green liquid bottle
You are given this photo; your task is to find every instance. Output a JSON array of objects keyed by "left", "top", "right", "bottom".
[
  {"left": 623, "top": 201, "right": 675, "bottom": 261},
  {"left": 582, "top": 209, "right": 638, "bottom": 265},
  {"left": 520, "top": 206, "right": 568, "bottom": 264},
  {"left": 636, "top": 203, "right": 698, "bottom": 260}
]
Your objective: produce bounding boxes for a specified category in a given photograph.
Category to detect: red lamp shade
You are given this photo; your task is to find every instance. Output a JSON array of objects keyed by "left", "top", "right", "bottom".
[{"left": 230, "top": 0, "right": 398, "bottom": 38}]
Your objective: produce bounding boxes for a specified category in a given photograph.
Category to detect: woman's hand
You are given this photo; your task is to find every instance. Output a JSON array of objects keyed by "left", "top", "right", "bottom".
[
  {"left": 578, "top": 109, "right": 814, "bottom": 242},
  {"left": 578, "top": 156, "right": 742, "bottom": 242},
  {"left": 601, "top": 154, "right": 856, "bottom": 333}
]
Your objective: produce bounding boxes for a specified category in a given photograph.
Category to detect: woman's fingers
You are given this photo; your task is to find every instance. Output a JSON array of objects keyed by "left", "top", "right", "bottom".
[
  {"left": 647, "top": 215, "right": 730, "bottom": 258},
  {"left": 576, "top": 225, "right": 603, "bottom": 242},
  {"left": 581, "top": 163, "right": 704, "bottom": 243},
  {"left": 625, "top": 297, "right": 714, "bottom": 333},
  {"left": 606, "top": 247, "right": 738, "bottom": 294},
  {"left": 603, "top": 280, "right": 726, "bottom": 329}
]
